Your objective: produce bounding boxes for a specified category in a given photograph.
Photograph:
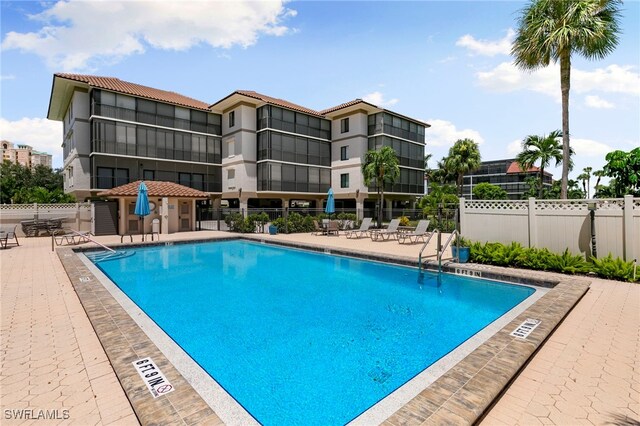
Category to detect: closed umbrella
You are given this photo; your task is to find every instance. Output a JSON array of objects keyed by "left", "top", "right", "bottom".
[
  {"left": 325, "top": 187, "right": 335, "bottom": 218},
  {"left": 135, "top": 181, "right": 151, "bottom": 241}
]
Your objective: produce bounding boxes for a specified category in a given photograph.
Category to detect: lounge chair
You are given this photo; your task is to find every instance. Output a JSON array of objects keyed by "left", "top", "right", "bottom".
[
  {"left": 398, "top": 220, "right": 431, "bottom": 244},
  {"left": 326, "top": 220, "right": 340, "bottom": 236},
  {"left": 344, "top": 217, "right": 373, "bottom": 239},
  {"left": 0, "top": 225, "right": 19, "bottom": 247},
  {"left": 311, "top": 220, "right": 325, "bottom": 236},
  {"left": 53, "top": 228, "right": 91, "bottom": 246},
  {"left": 370, "top": 219, "right": 400, "bottom": 241}
]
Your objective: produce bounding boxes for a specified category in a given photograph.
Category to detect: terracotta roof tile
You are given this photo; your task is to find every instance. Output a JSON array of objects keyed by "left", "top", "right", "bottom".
[
  {"left": 320, "top": 99, "right": 369, "bottom": 115},
  {"left": 234, "top": 90, "right": 325, "bottom": 117},
  {"left": 506, "top": 161, "right": 543, "bottom": 174},
  {"left": 55, "top": 73, "right": 210, "bottom": 110},
  {"left": 97, "top": 181, "right": 209, "bottom": 198}
]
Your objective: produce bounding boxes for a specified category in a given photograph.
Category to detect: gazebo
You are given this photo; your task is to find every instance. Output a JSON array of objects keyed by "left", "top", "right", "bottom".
[{"left": 98, "top": 181, "right": 209, "bottom": 235}]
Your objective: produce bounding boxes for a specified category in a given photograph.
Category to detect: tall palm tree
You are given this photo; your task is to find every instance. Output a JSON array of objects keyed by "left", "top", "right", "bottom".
[
  {"left": 516, "top": 130, "right": 565, "bottom": 199},
  {"left": 362, "top": 146, "right": 400, "bottom": 228},
  {"left": 593, "top": 169, "right": 605, "bottom": 197},
  {"left": 512, "top": 0, "right": 622, "bottom": 199},
  {"left": 577, "top": 171, "right": 589, "bottom": 198},
  {"left": 444, "top": 138, "right": 482, "bottom": 197},
  {"left": 583, "top": 166, "right": 593, "bottom": 198}
]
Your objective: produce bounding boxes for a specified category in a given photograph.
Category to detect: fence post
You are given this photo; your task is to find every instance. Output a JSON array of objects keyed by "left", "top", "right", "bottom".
[
  {"left": 623, "top": 195, "right": 635, "bottom": 261},
  {"left": 459, "top": 198, "right": 466, "bottom": 235},
  {"left": 75, "top": 203, "right": 81, "bottom": 230},
  {"left": 34, "top": 203, "right": 38, "bottom": 220},
  {"left": 528, "top": 197, "right": 537, "bottom": 248}
]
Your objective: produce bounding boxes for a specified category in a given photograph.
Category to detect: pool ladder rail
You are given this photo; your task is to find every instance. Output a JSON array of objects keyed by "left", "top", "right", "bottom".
[{"left": 418, "top": 229, "right": 459, "bottom": 273}]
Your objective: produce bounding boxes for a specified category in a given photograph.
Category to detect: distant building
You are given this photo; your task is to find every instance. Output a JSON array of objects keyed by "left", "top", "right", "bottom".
[
  {"left": 426, "top": 158, "right": 553, "bottom": 200},
  {"left": 1, "top": 140, "right": 53, "bottom": 170}
]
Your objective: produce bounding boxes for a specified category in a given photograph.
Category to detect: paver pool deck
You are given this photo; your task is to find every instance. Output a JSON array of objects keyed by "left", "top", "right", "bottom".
[{"left": 1, "top": 231, "right": 638, "bottom": 425}]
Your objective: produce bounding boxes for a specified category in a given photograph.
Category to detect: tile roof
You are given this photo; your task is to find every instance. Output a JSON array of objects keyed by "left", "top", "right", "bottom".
[
  {"left": 319, "top": 99, "right": 369, "bottom": 115},
  {"left": 55, "top": 73, "right": 211, "bottom": 110},
  {"left": 506, "top": 161, "right": 542, "bottom": 174},
  {"left": 233, "top": 90, "right": 324, "bottom": 117},
  {"left": 97, "top": 181, "right": 209, "bottom": 198}
]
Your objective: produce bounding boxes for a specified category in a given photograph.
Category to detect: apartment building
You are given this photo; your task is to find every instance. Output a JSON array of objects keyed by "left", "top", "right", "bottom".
[
  {"left": 461, "top": 159, "right": 553, "bottom": 200},
  {"left": 1, "top": 140, "right": 53, "bottom": 169},
  {"left": 48, "top": 73, "right": 427, "bottom": 214}
]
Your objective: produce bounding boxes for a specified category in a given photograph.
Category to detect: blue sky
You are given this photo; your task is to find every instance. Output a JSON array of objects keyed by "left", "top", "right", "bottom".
[{"left": 1, "top": 0, "right": 638, "bottom": 192}]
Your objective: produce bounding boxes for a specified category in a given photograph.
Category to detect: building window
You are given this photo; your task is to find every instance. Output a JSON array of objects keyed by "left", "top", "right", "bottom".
[
  {"left": 143, "top": 170, "right": 155, "bottom": 181},
  {"left": 340, "top": 173, "right": 349, "bottom": 188},
  {"left": 341, "top": 117, "right": 349, "bottom": 133},
  {"left": 227, "top": 169, "right": 235, "bottom": 189},
  {"left": 229, "top": 111, "right": 235, "bottom": 128},
  {"left": 68, "top": 167, "right": 74, "bottom": 187},
  {"left": 340, "top": 146, "right": 348, "bottom": 161},
  {"left": 227, "top": 138, "right": 235, "bottom": 157},
  {"left": 178, "top": 172, "right": 191, "bottom": 187},
  {"left": 97, "top": 167, "right": 129, "bottom": 189}
]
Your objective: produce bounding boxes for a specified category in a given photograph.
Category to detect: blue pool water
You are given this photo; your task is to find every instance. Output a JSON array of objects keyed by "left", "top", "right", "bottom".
[{"left": 89, "top": 240, "right": 535, "bottom": 425}]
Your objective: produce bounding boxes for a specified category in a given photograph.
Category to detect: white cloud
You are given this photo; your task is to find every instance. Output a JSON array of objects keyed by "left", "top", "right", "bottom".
[
  {"left": 507, "top": 139, "right": 522, "bottom": 156},
  {"left": 424, "top": 119, "right": 485, "bottom": 147},
  {"left": 456, "top": 28, "right": 514, "bottom": 57},
  {"left": 571, "top": 138, "right": 614, "bottom": 158},
  {"left": 362, "top": 91, "right": 399, "bottom": 107},
  {"left": 477, "top": 62, "right": 640, "bottom": 101},
  {"left": 0, "top": 74, "right": 16, "bottom": 80},
  {"left": 584, "top": 95, "right": 614, "bottom": 109},
  {"left": 0, "top": 118, "right": 63, "bottom": 167},
  {"left": 1, "top": 0, "right": 296, "bottom": 71},
  {"left": 437, "top": 56, "right": 456, "bottom": 64}
]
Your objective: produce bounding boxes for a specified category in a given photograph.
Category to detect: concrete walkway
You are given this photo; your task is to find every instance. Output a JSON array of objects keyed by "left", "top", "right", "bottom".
[{"left": 1, "top": 232, "right": 638, "bottom": 425}]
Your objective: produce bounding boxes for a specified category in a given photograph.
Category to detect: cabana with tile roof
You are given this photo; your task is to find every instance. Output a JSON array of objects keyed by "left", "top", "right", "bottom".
[{"left": 98, "top": 181, "right": 209, "bottom": 236}]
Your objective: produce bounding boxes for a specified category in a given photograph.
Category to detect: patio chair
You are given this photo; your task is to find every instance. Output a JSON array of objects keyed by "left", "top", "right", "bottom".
[
  {"left": 344, "top": 217, "right": 373, "bottom": 239},
  {"left": 53, "top": 229, "right": 91, "bottom": 246},
  {"left": 0, "top": 225, "right": 19, "bottom": 247},
  {"left": 326, "top": 220, "right": 340, "bottom": 236},
  {"left": 370, "top": 219, "right": 401, "bottom": 241},
  {"left": 398, "top": 220, "right": 431, "bottom": 244},
  {"left": 311, "top": 220, "right": 325, "bottom": 236}
]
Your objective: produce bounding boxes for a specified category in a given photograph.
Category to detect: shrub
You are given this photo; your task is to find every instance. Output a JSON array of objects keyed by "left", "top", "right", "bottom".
[
  {"left": 591, "top": 254, "right": 638, "bottom": 282},
  {"left": 398, "top": 216, "right": 410, "bottom": 227},
  {"left": 547, "top": 249, "right": 592, "bottom": 275}
]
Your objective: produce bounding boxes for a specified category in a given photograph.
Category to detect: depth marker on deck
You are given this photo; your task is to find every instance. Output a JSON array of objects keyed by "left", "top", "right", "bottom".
[{"left": 510, "top": 318, "right": 541, "bottom": 339}]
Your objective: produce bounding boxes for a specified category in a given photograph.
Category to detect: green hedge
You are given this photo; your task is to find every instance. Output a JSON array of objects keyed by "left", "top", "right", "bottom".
[
  {"left": 226, "top": 212, "right": 360, "bottom": 234},
  {"left": 469, "top": 241, "right": 638, "bottom": 283}
]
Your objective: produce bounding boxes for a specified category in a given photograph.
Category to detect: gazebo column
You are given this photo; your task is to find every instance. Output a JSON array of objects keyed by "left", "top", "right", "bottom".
[
  {"left": 192, "top": 199, "right": 196, "bottom": 231},
  {"left": 161, "top": 197, "right": 169, "bottom": 234},
  {"left": 118, "top": 198, "right": 127, "bottom": 235}
]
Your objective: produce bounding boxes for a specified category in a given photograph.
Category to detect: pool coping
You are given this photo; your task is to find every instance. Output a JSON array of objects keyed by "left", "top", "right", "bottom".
[{"left": 57, "top": 236, "right": 591, "bottom": 425}]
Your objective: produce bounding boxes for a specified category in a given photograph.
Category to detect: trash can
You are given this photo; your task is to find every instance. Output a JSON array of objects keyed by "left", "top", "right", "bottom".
[
  {"left": 152, "top": 218, "right": 160, "bottom": 234},
  {"left": 268, "top": 225, "right": 278, "bottom": 235}
]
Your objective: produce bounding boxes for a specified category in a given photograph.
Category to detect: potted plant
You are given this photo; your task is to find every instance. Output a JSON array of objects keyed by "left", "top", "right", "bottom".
[{"left": 451, "top": 236, "right": 471, "bottom": 263}]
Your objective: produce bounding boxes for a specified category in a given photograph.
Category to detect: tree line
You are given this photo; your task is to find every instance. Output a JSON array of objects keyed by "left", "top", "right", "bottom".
[{"left": 0, "top": 161, "right": 75, "bottom": 204}]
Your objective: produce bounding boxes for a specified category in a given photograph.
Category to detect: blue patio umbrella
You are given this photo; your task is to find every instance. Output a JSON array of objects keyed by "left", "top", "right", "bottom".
[
  {"left": 325, "top": 187, "right": 335, "bottom": 216},
  {"left": 134, "top": 181, "right": 151, "bottom": 240}
]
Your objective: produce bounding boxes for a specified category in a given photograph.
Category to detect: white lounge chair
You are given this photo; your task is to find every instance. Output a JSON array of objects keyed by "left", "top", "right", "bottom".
[
  {"left": 370, "top": 219, "right": 401, "bottom": 241},
  {"left": 398, "top": 219, "right": 431, "bottom": 244},
  {"left": 344, "top": 218, "right": 373, "bottom": 239}
]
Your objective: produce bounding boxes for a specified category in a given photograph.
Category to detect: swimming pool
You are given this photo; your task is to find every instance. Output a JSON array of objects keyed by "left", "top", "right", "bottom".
[{"left": 89, "top": 240, "right": 536, "bottom": 425}]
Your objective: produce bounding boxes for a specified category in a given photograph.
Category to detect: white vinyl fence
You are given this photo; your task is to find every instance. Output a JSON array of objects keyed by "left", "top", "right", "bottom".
[
  {"left": 0, "top": 203, "right": 92, "bottom": 237},
  {"left": 460, "top": 195, "right": 640, "bottom": 262}
]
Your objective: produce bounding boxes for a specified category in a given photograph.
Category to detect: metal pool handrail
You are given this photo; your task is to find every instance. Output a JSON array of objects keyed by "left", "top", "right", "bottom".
[{"left": 418, "top": 229, "right": 438, "bottom": 272}]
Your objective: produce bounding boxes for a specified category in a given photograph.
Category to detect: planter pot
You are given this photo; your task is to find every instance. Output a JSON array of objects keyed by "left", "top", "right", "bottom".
[
  {"left": 451, "top": 246, "right": 470, "bottom": 263},
  {"left": 268, "top": 225, "right": 278, "bottom": 235}
]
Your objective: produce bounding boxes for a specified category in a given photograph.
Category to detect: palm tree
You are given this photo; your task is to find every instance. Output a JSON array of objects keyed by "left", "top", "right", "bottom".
[
  {"left": 582, "top": 166, "right": 593, "bottom": 198},
  {"left": 516, "top": 130, "right": 564, "bottom": 199},
  {"left": 577, "top": 172, "right": 589, "bottom": 198},
  {"left": 444, "top": 138, "right": 482, "bottom": 197},
  {"left": 362, "top": 146, "right": 400, "bottom": 228},
  {"left": 593, "top": 169, "right": 606, "bottom": 197},
  {"left": 512, "top": 0, "right": 622, "bottom": 199}
]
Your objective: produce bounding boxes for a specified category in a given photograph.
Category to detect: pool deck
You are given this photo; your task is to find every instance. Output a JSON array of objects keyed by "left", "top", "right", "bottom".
[{"left": 1, "top": 231, "right": 638, "bottom": 425}]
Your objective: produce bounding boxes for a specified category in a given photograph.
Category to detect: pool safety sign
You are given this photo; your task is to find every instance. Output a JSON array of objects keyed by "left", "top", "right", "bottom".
[
  {"left": 132, "top": 357, "right": 174, "bottom": 398},
  {"left": 510, "top": 318, "right": 541, "bottom": 339}
]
